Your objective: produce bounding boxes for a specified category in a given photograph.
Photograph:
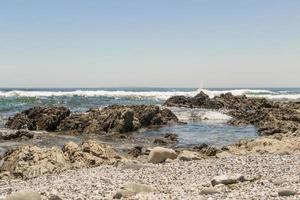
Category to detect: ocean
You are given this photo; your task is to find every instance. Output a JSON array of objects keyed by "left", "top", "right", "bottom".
[{"left": 1, "top": 88, "right": 300, "bottom": 147}]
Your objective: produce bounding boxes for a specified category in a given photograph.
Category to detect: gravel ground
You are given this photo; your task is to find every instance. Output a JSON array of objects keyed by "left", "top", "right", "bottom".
[{"left": 0, "top": 153, "right": 299, "bottom": 200}]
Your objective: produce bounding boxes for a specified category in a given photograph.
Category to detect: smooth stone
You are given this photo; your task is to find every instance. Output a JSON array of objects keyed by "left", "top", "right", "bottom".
[
  {"left": 178, "top": 150, "right": 203, "bottom": 161},
  {"left": 148, "top": 147, "right": 177, "bottom": 164},
  {"left": 200, "top": 187, "right": 220, "bottom": 195},
  {"left": 211, "top": 174, "right": 246, "bottom": 186},
  {"left": 113, "top": 183, "right": 155, "bottom": 199},
  {"left": 278, "top": 189, "right": 297, "bottom": 196},
  {"left": 4, "top": 190, "right": 41, "bottom": 200}
]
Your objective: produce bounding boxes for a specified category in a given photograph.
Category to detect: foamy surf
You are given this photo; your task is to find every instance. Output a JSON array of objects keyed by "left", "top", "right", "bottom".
[
  {"left": 0, "top": 88, "right": 299, "bottom": 100},
  {"left": 169, "top": 107, "right": 232, "bottom": 122}
]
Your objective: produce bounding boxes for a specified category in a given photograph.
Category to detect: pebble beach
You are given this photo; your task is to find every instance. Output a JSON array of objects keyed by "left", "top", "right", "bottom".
[{"left": 1, "top": 153, "right": 299, "bottom": 200}]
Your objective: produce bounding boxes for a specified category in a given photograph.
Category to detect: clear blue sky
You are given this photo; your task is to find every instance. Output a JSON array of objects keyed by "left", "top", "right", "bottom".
[{"left": 0, "top": 0, "right": 299, "bottom": 88}]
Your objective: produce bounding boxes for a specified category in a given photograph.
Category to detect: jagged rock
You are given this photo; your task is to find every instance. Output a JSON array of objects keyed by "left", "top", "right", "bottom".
[
  {"left": 153, "top": 133, "right": 178, "bottom": 146},
  {"left": 164, "top": 92, "right": 300, "bottom": 136},
  {"left": 4, "top": 190, "right": 41, "bottom": 200},
  {"left": 0, "top": 129, "right": 34, "bottom": 140},
  {"left": 148, "top": 147, "right": 178, "bottom": 164},
  {"left": 63, "top": 140, "right": 122, "bottom": 168},
  {"left": 59, "top": 105, "right": 178, "bottom": 134},
  {"left": 192, "top": 144, "right": 220, "bottom": 156},
  {"left": 211, "top": 174, "right": 246, "bottom": 186},
  {"left": 0, "top": 145, "right": 70, "bottom": 179},
  {"left": 0, "top": 140, "right": 123, "bottom": 179},
  {"left": 5, "top": 107, "right": 70, "bottom": 131},
  {"left": 113, "top": 183, "right": 155, "bottom": 199}
]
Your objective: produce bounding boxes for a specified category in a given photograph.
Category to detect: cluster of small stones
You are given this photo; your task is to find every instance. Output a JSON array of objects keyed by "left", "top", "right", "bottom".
[{"left": 0, "top": 153, "right": 299, "bottom": 199}]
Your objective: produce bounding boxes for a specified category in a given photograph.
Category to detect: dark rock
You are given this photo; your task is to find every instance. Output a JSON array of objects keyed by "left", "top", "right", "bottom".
[
  {"left": 128, "top": 146, "right": 143, "bottom": 158},
  {"left": 192, "top": 144, "right": 219, "bottom": 156},
  {"left": 48, "top": 195, "right": 63, "bottom": 200},
  {"left": 0, "top": 129, "right": 34, "bottom": 140},
  {"left": 5, "top": 107, "right": 70, "bottom": 131},
  {"left": 59, "top": 105, "right": 178, "bottom": 134},
  {"left": 164, "top": 92, "right": 300, "bottom": 136},
  {"left": 164, "top": 133, "right": 178, "bottom": 141}
]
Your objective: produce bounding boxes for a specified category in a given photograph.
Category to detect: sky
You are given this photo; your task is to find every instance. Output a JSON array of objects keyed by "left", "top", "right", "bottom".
[{"left": 0, "top": 0, "right": 299, "bottom": 88}]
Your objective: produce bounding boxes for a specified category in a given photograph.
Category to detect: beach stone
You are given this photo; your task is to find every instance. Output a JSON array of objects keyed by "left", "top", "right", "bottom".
[
  {"left": 128, "top": 146, "right": 143, "bottom": 157},
  {"left": 113, "top": 183, "right": 155, "bottom": 199},
  {"left": 200, "top": 187, "right": 220, "bottom": 195},
  {"left": 4, "top": 190, "right": 41, "bottom": 200},
  {"left": 48, "top": 195, "right": 63, "bottom": 200},
  {"left": 178, "top": 150, "right": 203, "bottom": 161},
  {"left": 211, "top": 174, "right": 246, "bottom": 186},
  {"left": 278, "top": 189, "right": 297, "bottom": 196},
  {"left": 148, "top": 147, "right": 178, "bottom": 164}
]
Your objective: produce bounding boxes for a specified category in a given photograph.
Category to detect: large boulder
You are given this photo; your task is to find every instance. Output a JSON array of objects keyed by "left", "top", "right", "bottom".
[
  {"left": 5, "top": 107, "right": 70, "bottom": 131},
  {"left": 0, "top": 140, "right": 123, "bottom": 179},
  {"left": 148, "top": 147, "right": 178, "bottom": 164},
  {"left": 4, "top": 190, "right": 41, "bottom": 200},
  {"left": 0, "top": 145, "right": 69, "bottom": 179}
]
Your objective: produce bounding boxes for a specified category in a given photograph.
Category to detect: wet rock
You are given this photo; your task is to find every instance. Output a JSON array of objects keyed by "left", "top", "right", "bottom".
[
  {"left": 128, "top": 146, "right": 143, "bottom": 158},
  {"left": 164, "top": 133, "right": 178, "bottom": 141},
  {"left": 278, "top": 189, "right": 297, "bottom": 196},
  {"left": 59, "top": 105, "right": 178, "bottom": 134},
  {"left": 4, "top": 190, "right": 41, "bottom": 200},
  {"left": 113, "top": 183, "right": 155, "bottom": 199},
  {"left": 6, "top": 106, "right": 70, "bottom": 131},
  {"left": 211, "top": 174, "right": 246, "bottom": 186},
  {"left": 0, "top": 129, "right": 34, "bottom": 140},
  {"left": 164, "top": 92, "right": 300, "bottom": 137},
  {"left": 153, "top": 138, "right": 168, "bottom": 145},
  {"left": 192, "top": 144, "right": 220, "bottom": 156},
  {"left": 148, "top": 147, "right": 178, "bottom": 164}
]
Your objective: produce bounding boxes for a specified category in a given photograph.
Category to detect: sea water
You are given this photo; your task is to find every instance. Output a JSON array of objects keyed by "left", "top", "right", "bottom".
[{"left": 1, "top": 88, "right": 299, "bottom": 147}]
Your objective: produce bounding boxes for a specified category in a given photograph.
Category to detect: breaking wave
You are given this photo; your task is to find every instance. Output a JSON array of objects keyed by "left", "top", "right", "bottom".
[{"left": 0, "top": 88, "right": 299, "bottom": 100}]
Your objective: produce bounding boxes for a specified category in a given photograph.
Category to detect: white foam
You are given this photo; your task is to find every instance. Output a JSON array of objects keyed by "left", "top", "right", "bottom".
[
  {"left": 0, "top": 90, "right": 199, "bottom": 100},
  {"left": 170, "top": 107, "right": 231, "bottom": 122},
  {"left": 0, "top": 89, "right": 299, "bottom": 100}
]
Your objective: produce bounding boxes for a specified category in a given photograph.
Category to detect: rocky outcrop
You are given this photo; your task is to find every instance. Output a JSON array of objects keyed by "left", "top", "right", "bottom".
[
  {"left": 0, "top": 140, "right": 123, "bottom": 179},
  {"left": 219, "top": 135, "right": 300, "bottom": 155},
  {"left": 59, "top": 105, "right": 178, "bottom": 134},
  {"left": 5, "top": 107, "right": 70, "bottom": 131},
  {"left": 164, "top": 92, "right": 300, "bottom": 136},
  {"left": 4, "top": 190, "right": 41, "bottom": 200},
  {"left": 5, "top": 105, "right": 178, "bottom": 135}
]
